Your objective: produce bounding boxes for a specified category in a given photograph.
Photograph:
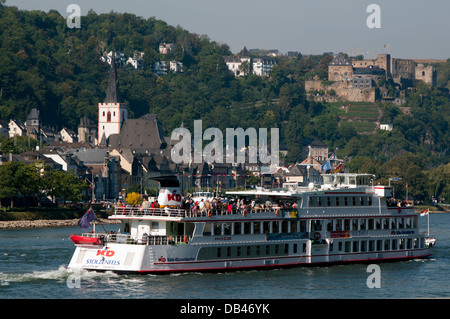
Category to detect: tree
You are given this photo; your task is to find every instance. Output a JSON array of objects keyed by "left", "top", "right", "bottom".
[
  {"left": 0, "top": 161, "right": 39, "bottom": 207},
  {"left": 126, "top": 192, "right": 142, "bottom": 206}
]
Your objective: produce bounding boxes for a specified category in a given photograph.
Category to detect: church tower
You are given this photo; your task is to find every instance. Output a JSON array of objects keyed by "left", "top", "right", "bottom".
[{"left": 98, "top": 52, "right": 128, "bottom": 147}]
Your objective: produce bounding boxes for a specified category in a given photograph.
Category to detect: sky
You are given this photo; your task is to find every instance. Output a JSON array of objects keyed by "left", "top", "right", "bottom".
[{"left": 5, "top": 0, "right": 450, "bottom": 59}]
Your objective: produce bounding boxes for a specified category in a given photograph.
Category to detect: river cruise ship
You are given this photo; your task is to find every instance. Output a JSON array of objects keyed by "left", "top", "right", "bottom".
[{"left": 68, "top": 174, "right": 435, "bottom": 274}]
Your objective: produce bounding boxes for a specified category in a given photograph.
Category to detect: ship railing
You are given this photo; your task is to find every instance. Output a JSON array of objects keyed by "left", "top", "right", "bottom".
[
  {"left": 113, "top": 206, "right": 289, "bottom": 218},
  {"left": 186, "top": 206, "right": 287, "bottom": 217},
  {"left": 113, "top": 207, "right": 188, "bottom": 218}
]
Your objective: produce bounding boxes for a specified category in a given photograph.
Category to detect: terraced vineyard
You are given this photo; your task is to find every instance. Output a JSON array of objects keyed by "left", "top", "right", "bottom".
[{"left": 339, "top": 102, "right": 382, "bottom": 134}]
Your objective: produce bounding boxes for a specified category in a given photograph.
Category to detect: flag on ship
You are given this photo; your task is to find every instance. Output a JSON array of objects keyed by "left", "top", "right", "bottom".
[
  {"left": 419, "top": 208, "right": 429, "bottom": 216},
  {"left": 78, "top": 207, "right": 97, "bottom": 230},
  {"left": 321, "top": 161, "right": 331, "bottom": 172},
  {"left": 333, "top": 164, "right": 342, "bottom": 173}
]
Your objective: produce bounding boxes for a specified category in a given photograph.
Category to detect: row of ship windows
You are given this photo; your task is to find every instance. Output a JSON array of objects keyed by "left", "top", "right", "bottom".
[
  {"left": 308, "top": 195, "right": 372, "bottom": 207},
  {"left": 203, "top": 217, "right": 416, "bottom": 236},
  {"left": 330, "top": 237, "right": 425, "bottom": 253},
  {"left": 197, "top": 237, "right": 424, "bottom": 260},
  {"left": 197, "top": 243, "right": 295, "bottom": 260}
]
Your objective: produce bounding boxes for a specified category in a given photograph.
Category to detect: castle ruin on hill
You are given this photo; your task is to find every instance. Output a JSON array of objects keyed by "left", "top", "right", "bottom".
[{"left": 305, "top": 53, "right": 437, "bottom": 103}]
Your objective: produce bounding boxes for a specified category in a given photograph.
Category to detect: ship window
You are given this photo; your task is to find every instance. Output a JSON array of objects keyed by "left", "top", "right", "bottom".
[
  {"left": 361, "top": 240, "right": 367, "bottom": 252},
  {"left": 344, "top": 219, "right": 350, "bottom": 231},
  {"left": 399, "top": 239, "right": 405, "bottom": 249},
  {"left": 217, "top": 247, "right": 222, "bottom": 258},
  {"left": 327, "top": 197, "right": 331, "bottom": 206},
  {"left": 399, "top": 218, "right": 405, "bottom": 229},
  {"left": 300, "top": 220, "right": 307, "bottom": 232},
  {"left": 369, "top": 240, "right": 375, "bottom": 252},
  {"left": 360, "top": 197, "right": 364, "bottom": 206},
  {"left": 107, "top": 111, "right": 111, "bottom": 122},
  {"left": 336, "top": 219, "right": 342, "bottom": 231},
  {"left": 266, "top": 245, "right": 270, "bottom": 255},
  {"left": 368, "top": 219, "right": 374, "bottom": 230},
  {"left": 345, "top": 241, "right": 351, "bottom": 252},
  {"left": 368, "top": 197, "right": 372, "bottom": 206},
  {"left": 284, "top": 244, "right": 289, "bottom": 254},
  {"left": 391, "top": 218, "right": 396, "bottom": 229},
  {"left": 359, "top": 219, "right": 367, "bottom": 230},
  {"left": 406, "top": 218, "right": 412, "bottom": 228},
  {"left": 214, "top": 223, "right": 221, "bottom": 235},
  {"left": 244, "top": 222, "right": 251, "bottom": 234},
  {"left": 254, "top": 222, "right": 261, "bottom": 234},
  {"left": 407, "top": 239, "right": 413, "bottom": 249},
  {"left": 293, "top": 244, "right": 298, "bottom": 254},
  {"left": 263, "top": 221, "right": 270, "bottom": 234},
  {"left": 317, "top": 197, "right": 322, "bottom": 206},
  {"left": 234, "top": 222, "right": 242, "bottom": 235},
  {"left": 289, "top": 221, "right": 296, "bottom": 233},
  {"left": 247, "top": 246, "right": 251, "bottom": 256},
  {"left": 203, "top": 223, "right": 211, "bottom": 236},
  {"left": 237, "top": 246, "right": 241, "bottom": 256},
  {"left": 256, "top": 245, "right": 261, "bottom": 256},
  {"left": 377, "top": 240, "right": 383, "bottom": 250},
  {"left": 327, "top": 221, "right": 333, "bottom": 232},
  {"left": 375, "top": 218, "right": 382, "bottom": 230},
  {"left": 352, "top": 219, "right": 358, "bottom": 230},
  {"left": 392, "top": 239, "right": 397, "bottom": 250},
  {"left": 384, "top": 239, "right": 390, "bottom": 250},
  {"left": 281, "top": 221, "right": 289, "bottom": 233},
  {"left": 275, "top": 245, "right": 279, "bottom": 254},
  {"left": 227, "top": 247, "right": 231, "bottom": 257},
  {"left": 383, "top": 218, "right": 389, "bottom": 229},
  {"left": 336, "top": 197, "right": 340, "bottom": 206},
  {"left": 151, "top": 222, "right": 159, "bottom": 230},
  {"left": 353, "top": 241, "right": 359, "bottom": 252},
  {"left": 224, "top": 223, "right": 231, "bottom": 235},
  {"left": 352, "top": 197, "right": 356, "bottom": 206},
  {"left": 414, "top": 238, "right": 419, "bottom": 248},
  {"left": 312, "top": 220, "right": 322, "bottom": 231}
]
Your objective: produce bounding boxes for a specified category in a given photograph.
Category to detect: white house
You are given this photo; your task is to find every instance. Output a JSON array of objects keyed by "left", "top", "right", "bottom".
[
  {"left": 159, "top": 43, "right": 175, "bottom": 55},
  {"left": 224, "top": 55, "right": 251, "bottom": 77},
  {"left": 8, "top": 119, "right": 26, "bottom": 137},
  {"left": 170, "top": 60, "right": 183, "bottom": 73},
  {"left": 252, "top": 57, "right": 277, "bottom": 76},
  {"left": 127, "top": 57, "right": 143, "bottom": 70},
  {"left": 60, "top": 127, "right": 78, "bottom": 143},
  {"left": 154, "top": 61, "right": 167, "bottom": 76},
  {"left": 380, "top": 123, "right": 393, "bottom": 131}
]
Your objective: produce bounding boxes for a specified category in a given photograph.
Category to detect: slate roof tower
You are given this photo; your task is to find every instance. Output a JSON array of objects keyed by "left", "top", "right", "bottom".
[{"left": 98, "top": 51, "right": 128, "bottom": 148}]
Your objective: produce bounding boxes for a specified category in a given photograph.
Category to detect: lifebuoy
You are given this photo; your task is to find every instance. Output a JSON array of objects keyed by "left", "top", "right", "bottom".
[
  {"left": 242, "top": 209, "right": 247, "bottom": 217},
  {"left": 314, "top": 232, "right": 321, "bottom": 240},
  {"left": 208, "top": 210, "right": 212, "bottom": 217},
  {"left": 183, "top": 235, "right": 189, "bottom": 244}
]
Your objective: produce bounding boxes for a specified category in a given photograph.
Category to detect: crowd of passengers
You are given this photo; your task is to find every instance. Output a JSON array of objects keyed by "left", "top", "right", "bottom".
[{"left": 114, "top": 195, "right": 298, "bottom": 215}]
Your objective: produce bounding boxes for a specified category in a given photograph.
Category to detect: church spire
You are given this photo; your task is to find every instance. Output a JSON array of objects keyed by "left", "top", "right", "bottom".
[{"left": 104, "top": 51, "right": 120, "bottom": 103}]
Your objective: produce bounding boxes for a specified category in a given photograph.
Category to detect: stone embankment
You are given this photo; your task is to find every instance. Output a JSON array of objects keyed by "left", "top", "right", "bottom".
[{"left": 0, "top": 218, "right": 120, "bottom": 230}]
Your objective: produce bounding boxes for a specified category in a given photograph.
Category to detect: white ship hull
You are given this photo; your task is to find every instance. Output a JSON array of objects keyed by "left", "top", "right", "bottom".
[{"left": 68, "top": 234, "right": 433, "bottom": 274}]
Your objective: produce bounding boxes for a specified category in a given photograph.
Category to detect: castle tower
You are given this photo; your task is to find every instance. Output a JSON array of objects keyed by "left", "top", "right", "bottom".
[{"left": 98, "top": 51, "right": 128, "bottom": 147}]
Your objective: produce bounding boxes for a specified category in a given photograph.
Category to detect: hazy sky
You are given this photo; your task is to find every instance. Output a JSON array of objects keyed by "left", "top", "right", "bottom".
[{"left": 5, "top": 0, "right": 450, "bottom": 59}]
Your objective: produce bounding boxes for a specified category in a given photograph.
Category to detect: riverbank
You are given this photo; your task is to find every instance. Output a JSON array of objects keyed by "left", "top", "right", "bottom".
[
  {"left": 0, "top": 218, "right": 120, "bottom": 230},
  {"left": 0, "top": 206, "right": 119, "bottom": 230}
]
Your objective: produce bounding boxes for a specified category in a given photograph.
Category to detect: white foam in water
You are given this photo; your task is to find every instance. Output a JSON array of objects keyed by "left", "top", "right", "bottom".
[{"left": 0, "top": 265, "right": 119, "bottom": 286}]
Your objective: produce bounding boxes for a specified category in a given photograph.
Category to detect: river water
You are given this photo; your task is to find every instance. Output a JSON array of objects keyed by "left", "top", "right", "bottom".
[{"left": 1, "top": 213, "right": 449, "bottom": 302}]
